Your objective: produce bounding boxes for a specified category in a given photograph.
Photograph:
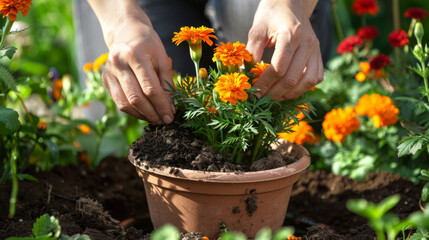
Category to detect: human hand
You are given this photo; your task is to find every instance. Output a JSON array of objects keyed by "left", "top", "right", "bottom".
[
  {"left": 246, "top": 0, "right": 323, "bottom": 101},
  {"left": 90, "top": 1, "right": 175, "bottom": 124}
]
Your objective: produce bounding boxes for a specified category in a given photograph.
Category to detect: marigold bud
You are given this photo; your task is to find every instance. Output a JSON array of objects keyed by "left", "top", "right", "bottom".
[
  {"left": 37, "top": 121, "right": 47, "bottom": 132},
  {"left": 414, "top": 22, "right": 424, "bottom": 43},
  {"left": 199, "top": 68, "right": 208, "bottom": 79}
]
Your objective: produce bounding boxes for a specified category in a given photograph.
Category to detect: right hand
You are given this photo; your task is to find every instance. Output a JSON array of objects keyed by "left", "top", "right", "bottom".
[{"left": 101, "top": 13, "right": 175, "bottom": 124}]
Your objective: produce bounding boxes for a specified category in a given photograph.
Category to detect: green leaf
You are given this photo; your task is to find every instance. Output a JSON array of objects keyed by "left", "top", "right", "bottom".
[
  {"left": 254, "top": 228, "right": 271, "bottom": 240},
  {"left": 273, "top": 227, "right": 294, "bottom": 240},
  {"left": 422, "top": 182, "right": 429, "bottom": 202},
  {"left": 6, "top": 237, "right": 36, "bottom": 240},
  {"left": 219, "top": 232, "right": 247, "bottom": 240},
  {"left": 150, "top": 224, "right": 180, "bottom": 240},
  {"left": 17, "top": 174, "right": 38, "bottom": 182},
  {"left": 0, "top": 45, "right": 17, "bottom": 59},
  {"left": 32, "top": 214, "right": 61, "bottom": 238},
  {"left": 398, "top": 137, "right": 423, "bottom": 157},
  {"left": 43, "top": 140, "right": 60, "bottom": 163},
  {"left": 0, "top": 65, "right": 15, "bottom": 92},
  {"left": 0, "top": 106, "right": 20, "bottom": 135}
]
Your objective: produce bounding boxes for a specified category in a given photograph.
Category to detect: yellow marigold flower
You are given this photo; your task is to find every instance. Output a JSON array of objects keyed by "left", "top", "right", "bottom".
[
  {"left": 355, "top": 94, "right": 399, "bottom": 128},
  {"left": 250, "top": 62, "right": 270, "bottom": 83},
  {"left": 79, "top": 124, "right": 91, "bottom": 134},
  {"left": 172, "top": 26, "right": 217, "bottom": 46},
  {"left": 83, "top": 62, "right": 93, "bottom": 72},
  {"left": 355, "top": 71, "right": 366, "bottom": 82},
  {"left": 214, "top": 73, "right": 251, "bottom": 105},
  {"left": 278, "top": 121, "right": 317, "bottom": 145},
  {"left": 93, "top": 53, "right": 109, "bottom": 71},
  {"left": 360, "top": 62, "right": 371, "bottom": 75},
  {"left": 0, "top": 0, "right": 32, "bottom": 21},
  {"left": 322, "top": 107, "right": 360, "bottom": 142},
  {"left": 213, "top": 41, "right": 252, "bottom": 67}
]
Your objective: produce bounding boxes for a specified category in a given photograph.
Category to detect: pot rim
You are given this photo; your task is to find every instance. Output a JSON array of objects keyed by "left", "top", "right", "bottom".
[{"left": 129, "top": 141, "right": 311, "bottom": 183}]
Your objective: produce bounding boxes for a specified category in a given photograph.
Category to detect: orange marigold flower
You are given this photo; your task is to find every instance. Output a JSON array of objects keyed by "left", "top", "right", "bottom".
[
  {"left": 0, "top": 0, "right": 32, "bottom": 21},
  {"left": 322, "top": 107, "right": 360, "bottom": 142},
  {"left": 202, "top": 237, "right": 209, "bottom": 240},
  {"left": 309, "top": 86, "right": 318, "bottom": 91},
  {"left": 278, "top": 121, "right": 317, "bottom": 145},
  {"left": 355, "top": 94, "right": 399, "bottom": 128},
  {"left": 172, "top": 26, "right": 217, "bottom": 46},
  {"left": 288, "top": 235, "right": 302, "bottom": 240},
  {"left": 360, "top": 62, "right": 371, "bottom": 74},
  {"left": 352, "top": 0, "right": 379, "bottom": 16},
  {"left": 36, "top": 121, "right": 47, "bottom": 132},
  {"left": 93, "top": 52, "right": 109, "bottom": 71},
  {"left": 250, "top": 62, "right": 270, "bottom": 83},
  {"left": 83, "top": 62, "right": 93, "bottom": 72},
  {"left": 388, "top": 30, "right": 409, "bottom": 47},
  {"left": 79, "top": 124, "right": 91, "bottom": 134},
  {"left": 213, "top": 41, "right": 252, "bottom": 67},
  {"left": 52, "top": 79, "right": 63, "bottom": 101},
  {"left": 214, "top": 73, "right": 251, "bottom": 105},
  {"left": 355, "top": 72, "right": 366, "bottom": 82}
]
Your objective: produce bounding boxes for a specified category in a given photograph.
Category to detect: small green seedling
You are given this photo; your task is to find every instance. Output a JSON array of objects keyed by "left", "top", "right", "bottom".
[
  {"left": 150, "top": 224, "right": 180, "bottom": 240},
  {"left": 6, "top": 214, "right": 90, "bottom": 240},
  {"left": 347, "top": 194, "right": 429, "bottom": 240}
]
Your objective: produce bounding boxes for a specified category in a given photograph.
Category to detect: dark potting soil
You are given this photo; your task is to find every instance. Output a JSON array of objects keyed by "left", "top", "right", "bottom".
[
  {"left": 130, "top": 117, "right": 295, "bottom": 172},
  {"left": 0, "top": 155, "right": 424, "bottom": 239}
]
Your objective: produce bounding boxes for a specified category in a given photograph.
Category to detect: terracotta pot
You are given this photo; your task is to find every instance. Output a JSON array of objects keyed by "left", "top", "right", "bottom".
[{"left": 129, "top": 141, "right": 310, "bottom": 238}]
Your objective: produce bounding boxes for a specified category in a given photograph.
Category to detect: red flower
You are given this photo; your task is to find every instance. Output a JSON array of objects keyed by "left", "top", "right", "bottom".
[
  {"left": 404, "top": 8, "right": 428, "bottom": 21},
  {"left": 388, "top": 30, "right": 409, "bottom": 47},
  {"left": 337, "top": 36, "right": 363, "bottom": 54},
  {"left": 370, "top": 54, "right": 390, "bottom": 70},
  {"left": 357, "top": 26, "right": 380, "bottom": 41},
  {"left": 352, "top": 0, "right": 379, "bottom": 16}
]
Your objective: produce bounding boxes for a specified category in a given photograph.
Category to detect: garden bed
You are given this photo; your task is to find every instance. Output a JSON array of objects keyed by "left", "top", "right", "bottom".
[{"left": 0, "top": 155, "right": 422, "bottom": 239}]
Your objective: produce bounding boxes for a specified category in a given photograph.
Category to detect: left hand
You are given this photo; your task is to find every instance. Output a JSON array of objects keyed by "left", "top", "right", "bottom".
[{"left": 246, "top": 0, "right": 324, "bottom": 101}]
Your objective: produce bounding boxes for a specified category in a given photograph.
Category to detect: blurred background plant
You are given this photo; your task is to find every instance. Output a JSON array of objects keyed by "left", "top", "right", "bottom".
[{"left": 278, "top": 0, "right": 429, "bottom": 182}]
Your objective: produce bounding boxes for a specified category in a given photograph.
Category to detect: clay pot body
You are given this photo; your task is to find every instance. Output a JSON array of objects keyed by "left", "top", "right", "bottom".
[{"left": 129, "top": 142, "right": 310, "bottom": 238}]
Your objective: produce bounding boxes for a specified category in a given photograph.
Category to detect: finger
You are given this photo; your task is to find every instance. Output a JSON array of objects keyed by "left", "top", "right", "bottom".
[
  {"left": 157, "top": 55, "right": 176, "bottom": 114},
  {"left": 253, "top": 32, "right": 297, "bottom": 96},
  {"left": 129, "top": 53, "right": 174, "bottom": 124},
  {"left": 109, "top": 53, "right": 162, "bottom": 124},
  {"left": 246, "top": 27, "right": 268, "bottom": 62},
  {"left": 102, "top": 69, "right": 148, "bottom": 121},
  {"left": 266, "top": 38, "right": 316, "bottom": 100},
  {"left": 281, "top": 46, "right": 323, "bottom": 100}
]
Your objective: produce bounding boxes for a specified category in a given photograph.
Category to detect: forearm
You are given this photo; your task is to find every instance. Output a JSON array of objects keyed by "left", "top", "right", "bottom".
[
  {"left": 86, "top": 0, "right": 152, "bottom": 46},
  {"left": 260, "top": 0, "right": 318, "bottom": 18}
]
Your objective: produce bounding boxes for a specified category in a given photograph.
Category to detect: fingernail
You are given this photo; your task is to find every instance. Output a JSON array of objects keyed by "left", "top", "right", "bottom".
[
  {"left": 171, "top": 104, "right": 176, "bottom": 114},
  {"left": 163, "top": 114, "right": 173, "bottom": 124}
]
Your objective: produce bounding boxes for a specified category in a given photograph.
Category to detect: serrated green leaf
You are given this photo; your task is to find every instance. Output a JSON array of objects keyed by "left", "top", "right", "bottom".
[
  {"left": 0, "top": 106, "right": 20, "bottom": 135},
  {"left": 0, "top": 65, "right": 15, "bottom": 92},
  {"left": 32, "top": 214, "right": 61, "bottom": 238},
  {"left": 0, "top": 46, "right": 17, "bottom": 59}
]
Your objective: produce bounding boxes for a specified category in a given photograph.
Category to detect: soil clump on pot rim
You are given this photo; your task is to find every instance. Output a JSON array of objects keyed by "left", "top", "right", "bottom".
[{"left": 129, "top": 116, "right": 296, "bottom": 172}]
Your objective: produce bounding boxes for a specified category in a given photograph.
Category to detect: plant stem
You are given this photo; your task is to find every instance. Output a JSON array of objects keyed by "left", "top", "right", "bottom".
[
  {"left": 331, "top": 1, "right": 344, "bottom": 40},
  {"left": 193, "top": 60, "right": 204, "bottom": 90},
  {"left": 0, "top": 19, "right": 13, "bottom": 49},
  {"left": 9, "top": 143, "right": 18, "bottom": 218},
  {"left": 18, "top": 95, "right": 32, "bottom": 122},
  {"left": 392, "top": 0, "right": 400, "bottom": 31},
  {"left": 250, "top": 125, "right": 264, "bottom": 163},
  {"left": 361, "top": 15, "right": 367, "bottom": 27},
  {"left": 421, "top": 62, "right": 429, "bottom": 104}
]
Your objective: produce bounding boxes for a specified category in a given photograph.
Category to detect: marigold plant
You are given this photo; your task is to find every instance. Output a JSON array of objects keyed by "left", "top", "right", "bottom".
[
  {"left": 169, "top": 26, "right": 311, "bottom": 163},
  {"left": 355, "top": 94, "right": 399, "bottom": 128}
]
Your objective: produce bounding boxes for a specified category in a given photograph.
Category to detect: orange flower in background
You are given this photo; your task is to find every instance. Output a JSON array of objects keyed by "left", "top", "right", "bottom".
[
  {"left": 83, "top": 62, "right": 93, "bottom": 72},
  {"left": 355, "top": 94, "right": 399, "bottom": 128},
  {"left": 213, "top": 41, "right": 252, "bottom": 67},
  {"left": 355, "top": 62, "right": 370, "bottom": 82},
  {"left": 352, "top": 0, "right": 379, "bottom": 16},
  {"left": 355, "top": 72, "right": 366, "bottom": 82},
  {"left": 79, "top": 124, "right": 91, "bottom": 134},
  {"left": 288, "top": 235, "right": 302, "bottom": 240},
  {"left": 278, "top": 121, "right": 317, "bottom": 145},
  {"left": 370, "top": 54, "right": 390, "bottom": 70},
  {"left": 0, "top": 0, "right": 32, "bottom": 21},
  {"left": 337, "top": 36, "right": 363, "bottom": 54},
  {"left": 36, "top": 121, "right": 47, "bottom": 132},
  {"left": 214, "top": 73, "right": 251, "bottom": 105},
  {"left": 357, "top": 26, "right": 380, "bottom": 41},
  {"left": 322, "top": 107, "right": 360, "bottom": 142},
  {"left": 172, "top": 26, "right": 217, "bottom": 46},
  {"left": 93, "top": 53, "right": 109, "bottom": 71},
  {"left": 250, "top": 62, "right": 270, "bottom": 83},
  {"left": 404, "top": 7, "right": 428, "bottom": 21},
  {"left": 52, "top": 79, "right": 63, "bottom": 101},
  {"left": 388, "top": 30, "right": 409, "bottom": 47}
]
